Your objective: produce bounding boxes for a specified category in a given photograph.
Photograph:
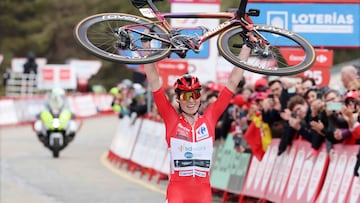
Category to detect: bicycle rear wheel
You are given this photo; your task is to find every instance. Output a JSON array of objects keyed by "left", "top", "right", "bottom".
[
  {"left": 74, "top": 13, "right": 171, "bottom": 64},
  {"left": 218, "top": 25, "right": 316, "bottom": 76}
]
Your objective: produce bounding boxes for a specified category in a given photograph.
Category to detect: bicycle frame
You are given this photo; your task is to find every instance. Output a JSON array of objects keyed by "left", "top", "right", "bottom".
[
  {"left": 74, "top": 0, "right": 316, "bottom": 75},
  {"left": 138, "top": 0, "right": 256, "bottom": 49}
]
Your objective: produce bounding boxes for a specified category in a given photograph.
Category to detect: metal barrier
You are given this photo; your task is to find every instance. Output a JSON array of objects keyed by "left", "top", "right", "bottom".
[{"left": 5, "top": 72, "right": 38, "bottom": 97}]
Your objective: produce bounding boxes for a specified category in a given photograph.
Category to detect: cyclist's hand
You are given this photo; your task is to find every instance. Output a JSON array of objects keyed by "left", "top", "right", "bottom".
[{"left": 240, "top": 32, "right": 257, "bottom": 49}]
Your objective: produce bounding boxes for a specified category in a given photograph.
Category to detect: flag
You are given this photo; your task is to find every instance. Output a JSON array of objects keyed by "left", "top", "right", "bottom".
[{"left": 244, "top": 113, "right": 272, "bottom": 161}]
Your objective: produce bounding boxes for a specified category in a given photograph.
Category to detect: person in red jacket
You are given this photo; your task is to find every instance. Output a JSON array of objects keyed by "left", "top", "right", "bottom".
[{"left": 142, "top": 39, "right": 251, "bottom": 202}]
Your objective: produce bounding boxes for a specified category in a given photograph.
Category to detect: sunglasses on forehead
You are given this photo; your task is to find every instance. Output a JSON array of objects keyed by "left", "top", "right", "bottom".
[{"left": 179, "top": 90, "right": 201, "bottom": 101}]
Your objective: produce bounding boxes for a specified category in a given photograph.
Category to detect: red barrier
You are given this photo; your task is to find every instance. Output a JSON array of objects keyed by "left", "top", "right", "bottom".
[
  {"left": 282, "top": 141, "right": 328, "bottom": 203},
  {"left": 106, "top": 117, "right": 359, "bottom": 203},
  {"left": 316, "top": 144, "right": 359, "bottom": 203},
  {"left": 265, "top": 142, "right": 297, "bottom": 203},
  {"left": 241, "top": 139, "right": 282, "bottom": 200}
]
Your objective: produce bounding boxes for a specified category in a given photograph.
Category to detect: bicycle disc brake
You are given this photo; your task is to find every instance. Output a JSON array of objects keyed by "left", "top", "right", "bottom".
[
  {"left": 114, "top": 27, "right": 132, "bottom": 50},
  {"left": 236, "top": 31, "right": 274, "bottom": 59}
]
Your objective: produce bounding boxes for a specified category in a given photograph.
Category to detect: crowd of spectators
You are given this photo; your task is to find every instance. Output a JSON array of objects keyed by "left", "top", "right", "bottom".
[{"left": 110, "top": 63, "right": 360, "bottom": 176}]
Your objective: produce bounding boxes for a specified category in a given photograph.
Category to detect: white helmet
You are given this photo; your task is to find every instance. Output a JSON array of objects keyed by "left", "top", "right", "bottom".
[{"left": 48, "top": 87, "right": 66, "bottom": 110}]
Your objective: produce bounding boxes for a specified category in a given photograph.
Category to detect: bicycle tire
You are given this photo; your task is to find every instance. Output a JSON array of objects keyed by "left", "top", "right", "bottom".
[
  {"left": 218, "top": 25, "right": 316, "bottom": 76},
  {"left": 74, "top": 13, "right": 171, "bottom": 64}
]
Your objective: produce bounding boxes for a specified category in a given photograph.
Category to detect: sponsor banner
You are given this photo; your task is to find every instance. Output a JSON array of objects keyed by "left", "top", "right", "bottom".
[
  {"left": 110, "top": 115, "right": 142, "bottom": 159},
  {"left": 210, "top": 135, "right": 251, "bottom": 194},
  {"left": 282, "top": 141, "right": 328, "bottom": 203},
  {"left": 131, "top": 119, "right": 157, "bottom": 166},
  {"left": 248, "top": 3, "right": 360, "bottom": 47},
  {"left": 0, "top": 99, "right": 18, "bottom": 125},
  {"left": 37, "top": 65, "right": 77, "bottom": 90},
  {"left": 280, "top": 49, "right": 334, "bottom": 68},
  {"left": 142, "top": 120, "right": 166, "bottom": 168},
  {"left": 348, "top": 176, "right": 360, "bottom": 203},
  {"left": 14, "top": 98, "right": 45, "bottom": 122},
  {"left": 265, "top": 145, "right": 297, "bottom": 203},
  {"left": 170, "top": 0, "right": 220, "bottom": 4},
  {"left": 67, "top": 94, "right": 97, "bottom": 117},
  {"left": 279, "top": 48, "right": 332, "bottom": 86},
  {"left": 316, "top": 144, "right": 359, "bottom": 203},
  {"left": 160, "top": 150, "right": 171, "bottom": 175},
  {"left": 241, "top": 139, "right": 279, "bottom": 198},
  {"left": 157, "top": 59, "right": 188, "bottom": 87},
  {"left": 142, "top": 59, "right": 188, "bottom": 88},
  {"left": 151, "top": 122, "right": 168, "bottom": 172},
  {"left": 216, "top": 56, "right": 265, "bottom": 86},
  {"left": 297, "top": 66, "right": 331, "bottom": 87},
  {"left": 68, "top": 59, "right": 102, "bottom": 79},
  {"left": 11, "top": 57, "right": 47, "bottom": 73},
  {"left": 92, "top": 94, "right": 113, "bottom": 112}
]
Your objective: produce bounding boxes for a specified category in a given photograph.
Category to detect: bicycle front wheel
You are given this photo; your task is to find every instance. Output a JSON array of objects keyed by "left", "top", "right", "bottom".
[
  {"left": 74, "top": 13, "right": 171, "bottom": 64},
  {"left": 218, "top": 25, "right": 316, "bottom": 76}
]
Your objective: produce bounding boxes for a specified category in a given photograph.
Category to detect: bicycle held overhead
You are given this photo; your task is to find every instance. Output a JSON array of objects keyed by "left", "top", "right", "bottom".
[{"left": 73, "top": 0, "right": 316, "bottom": 76}]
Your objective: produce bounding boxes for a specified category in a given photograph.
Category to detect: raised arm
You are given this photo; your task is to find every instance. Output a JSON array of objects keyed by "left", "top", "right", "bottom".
[
  {"left": 226, "top": 44, "right": 251, "bottom": 93},
  {"left": 142, "top": 41, "right": 162, "bottom": 92}
]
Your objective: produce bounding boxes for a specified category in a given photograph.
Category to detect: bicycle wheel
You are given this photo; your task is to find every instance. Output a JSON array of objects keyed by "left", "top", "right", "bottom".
[
  {"left": 218, "top": 25, "right": 316, "bottom": 76},
  {"left": 74, "top": 13, "right": 171, "bottom": 64}
]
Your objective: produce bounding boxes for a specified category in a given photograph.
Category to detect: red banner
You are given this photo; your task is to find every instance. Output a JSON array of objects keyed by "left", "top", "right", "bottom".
[
  {"left": 316, "top": 144, "right": 359, "bottom": 203},
  {"left": 141, "top": 59, "right": 189, "bottom": 89},
  {"left": 282, "top": 141, "right": 328, "bottom": 203},
  {"left": 297, "top": 66, "right": 331, "bottom": 87},
  {"left": 42, "top": 68, "right": 54, "bottom": 81},
  {"left": 38, "top": 65, "right": 77, "bottom": 90},
  {"left": 242, "top": 139, "right": 282, "bottom": 199},
  {"left": 280, "top": 48, "right": 334, "bottom": 68}
]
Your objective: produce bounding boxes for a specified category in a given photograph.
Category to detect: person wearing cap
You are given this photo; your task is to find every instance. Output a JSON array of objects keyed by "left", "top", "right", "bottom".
[
  {"left": 341, "top": 90, "right": 360, "bottom": 145},
  {"left": 142, "top": 37, "right": 251, "bottom": 203},
  {"left": 254, "top": 77, "right": 268, "bottom": 92}
]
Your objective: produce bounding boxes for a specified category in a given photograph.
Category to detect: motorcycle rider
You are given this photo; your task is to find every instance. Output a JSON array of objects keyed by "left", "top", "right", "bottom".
[{"left": 34, "top": 87, "right": 77, "bottom": 148}]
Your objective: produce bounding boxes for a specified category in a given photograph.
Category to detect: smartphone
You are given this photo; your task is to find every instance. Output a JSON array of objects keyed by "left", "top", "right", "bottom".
[
  {"left": 287, "top": 86, "right": 296, "bottom": 94},
  {"left": 326, "top": 102, "right": 342, "bottom": 111}
]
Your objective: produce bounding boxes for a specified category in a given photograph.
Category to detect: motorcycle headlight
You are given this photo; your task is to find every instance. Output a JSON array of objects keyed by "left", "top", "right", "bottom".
[{"left": 52, "top": 118, "right": 60, "bottom": 128}]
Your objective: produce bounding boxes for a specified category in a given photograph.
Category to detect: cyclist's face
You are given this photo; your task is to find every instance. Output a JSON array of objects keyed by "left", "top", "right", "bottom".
[{"left": 177, "top": 91, "right": 201, "bottom": 115}]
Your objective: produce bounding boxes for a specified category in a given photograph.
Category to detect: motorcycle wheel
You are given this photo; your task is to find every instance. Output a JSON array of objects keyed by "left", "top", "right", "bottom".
[{"left": 52, "top": 138, "right": 60, "bottom": 158}]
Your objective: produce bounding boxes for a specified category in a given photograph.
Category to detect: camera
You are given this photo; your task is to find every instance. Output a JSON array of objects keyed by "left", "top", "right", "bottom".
[{"left": 291, "top": 112, "right": 297, "bottom": 118}]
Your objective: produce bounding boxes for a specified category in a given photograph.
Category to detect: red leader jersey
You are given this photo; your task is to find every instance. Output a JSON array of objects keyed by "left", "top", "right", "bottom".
[{"left": 153, "top": 87, "right": 233, "bottom": 203}]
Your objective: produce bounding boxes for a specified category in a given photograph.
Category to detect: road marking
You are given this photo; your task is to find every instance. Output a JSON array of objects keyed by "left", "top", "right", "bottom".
[{"left": 100, "top": 152, "right": 166, "bottom": 195}]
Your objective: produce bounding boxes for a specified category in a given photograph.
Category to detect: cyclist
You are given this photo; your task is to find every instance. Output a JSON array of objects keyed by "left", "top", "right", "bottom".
[{"left": 143, "top": 39, "right": 251, "bottom": 202}]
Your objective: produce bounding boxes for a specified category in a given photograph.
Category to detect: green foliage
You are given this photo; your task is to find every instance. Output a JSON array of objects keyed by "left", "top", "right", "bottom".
[{"left": 0, "top": 0, "right": 171, "bottom": 93}]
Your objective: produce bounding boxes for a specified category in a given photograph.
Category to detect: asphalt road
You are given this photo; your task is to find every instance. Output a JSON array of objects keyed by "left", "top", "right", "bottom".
[{"left": 0, "top": 115, "right": 167, "bottom": 203}]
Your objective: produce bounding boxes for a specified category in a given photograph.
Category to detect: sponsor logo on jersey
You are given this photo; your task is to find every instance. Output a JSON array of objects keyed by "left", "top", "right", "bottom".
[{"left": 196, "top": 123, "right": 209, "bottom": 140}]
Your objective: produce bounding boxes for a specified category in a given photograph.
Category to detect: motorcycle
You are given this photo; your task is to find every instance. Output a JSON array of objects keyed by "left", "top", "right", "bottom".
[
  {"left": 34, "top": 107, "right": 78, "bottom": 158},
  {"left": 34, "top": 88, "right": 80, "bottom": 158}
]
